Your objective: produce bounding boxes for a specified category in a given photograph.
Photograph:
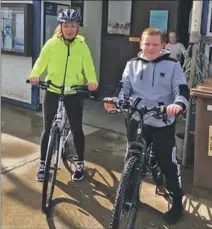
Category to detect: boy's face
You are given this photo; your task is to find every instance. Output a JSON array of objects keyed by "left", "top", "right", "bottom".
[{"left": 140, "top": 35, "right": 162, "bottom": 61}]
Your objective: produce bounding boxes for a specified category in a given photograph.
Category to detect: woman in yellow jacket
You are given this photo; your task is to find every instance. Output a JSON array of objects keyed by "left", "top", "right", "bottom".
[{"left": 28, "top": 9, "right": 98, "bottom": 181}]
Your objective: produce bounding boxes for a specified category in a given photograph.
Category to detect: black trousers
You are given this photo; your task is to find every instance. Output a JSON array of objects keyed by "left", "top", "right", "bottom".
[
  {"left": 40, "top": 90, "right": 85, "bottom": 162},
  {"left": 127, "top": 118, "right": 182, "bottom": 203}
]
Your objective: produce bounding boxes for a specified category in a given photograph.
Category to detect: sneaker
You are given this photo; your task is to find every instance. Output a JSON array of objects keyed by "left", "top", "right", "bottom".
[
  {"left": 164, "top": 204, "right": 183, "bottom": 224},
  {"left": 72, "top": 161, "right": 85, "bottom": 181},
  {"left": 36, "top": 161, "right": 45, "bottom": 182}
]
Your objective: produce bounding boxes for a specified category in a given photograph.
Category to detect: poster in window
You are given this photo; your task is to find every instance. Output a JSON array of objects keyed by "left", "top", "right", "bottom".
[
  {"left": 15, "top": 13, "right": 24, "bottom": 51},
  {"left": 3, "top": 19, "right": 12, "bottom": 50},
  {"left": 107, "top": 1, "right": 132, "bottom": 36},
  {"left": 149, "top": 10, "right": 169, "bottom": 33}
]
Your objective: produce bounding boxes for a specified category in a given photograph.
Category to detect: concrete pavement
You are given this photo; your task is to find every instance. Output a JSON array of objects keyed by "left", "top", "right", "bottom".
[{"left": 2, "top": 101, "right": 212, "bottom": 229}]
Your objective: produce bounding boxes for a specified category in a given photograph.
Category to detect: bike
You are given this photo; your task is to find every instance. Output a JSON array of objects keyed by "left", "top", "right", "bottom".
[
  {"left": 104, "top": 97, "right": 175, "bottom": 229},
  {"left": 26, "top": 79, "right": 90, "bottom": 215}
]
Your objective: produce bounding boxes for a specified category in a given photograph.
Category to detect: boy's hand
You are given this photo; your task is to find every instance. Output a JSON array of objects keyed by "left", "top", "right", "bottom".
[
  {"left": 103, "top": 97, "right": 116, "bottom": 112},
  {"left": 166, "top": 104, "right": 183, "bottom": 116}
]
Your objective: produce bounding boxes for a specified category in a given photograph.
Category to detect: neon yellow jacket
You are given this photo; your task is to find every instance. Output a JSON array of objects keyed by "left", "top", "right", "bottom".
[{"left": 29, "top": 35, "right": 97, "bottom": 94}]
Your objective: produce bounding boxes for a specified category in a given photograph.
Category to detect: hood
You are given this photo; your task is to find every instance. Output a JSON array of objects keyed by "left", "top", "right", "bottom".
[{"left": 137, "top": 49, "right": 171, "bottom": 63}]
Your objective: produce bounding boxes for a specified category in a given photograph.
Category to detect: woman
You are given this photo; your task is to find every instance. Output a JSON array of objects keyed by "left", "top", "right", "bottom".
[
  {"left": 165, "top": 31, "right": 186, "bottom": 64},
  {"left": 28, "top": 9, "right": 98, "bottom": 181}
]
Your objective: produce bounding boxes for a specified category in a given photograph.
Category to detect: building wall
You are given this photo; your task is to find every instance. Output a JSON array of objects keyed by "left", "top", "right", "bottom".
[
  {"left": 2, "top": 55, "right": 32, "bottom": 103},
  {"left": 1, "top": 1, "right": 33, "bottom": 103},
  {"left": 83, "top": 1, "right": 103, "bottom": 81}
]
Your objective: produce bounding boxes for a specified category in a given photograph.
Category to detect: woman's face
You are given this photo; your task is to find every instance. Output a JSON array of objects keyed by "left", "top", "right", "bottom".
[
  {"left": 169, "top": 32, "right": 177, "bottom": 44},
  {"left": 61, "top": 22, "right": 78, "bottom": 39}
]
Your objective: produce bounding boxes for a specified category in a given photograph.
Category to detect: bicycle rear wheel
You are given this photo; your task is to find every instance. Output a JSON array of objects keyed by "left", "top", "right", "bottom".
[
  {"left": 42, "top": 125, "right": 60, "bottom": 215},
  {"left": 109, "top": 155, "right": 142, "bottom": 229}
]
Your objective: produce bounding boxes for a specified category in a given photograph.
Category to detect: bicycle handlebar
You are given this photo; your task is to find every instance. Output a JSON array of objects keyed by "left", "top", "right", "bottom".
[
  {"left": 103, "top": 97, "right": 167, "bottom": 116},
  {"left": 26, "top": 79, "right": 90, "bottom": 94}
]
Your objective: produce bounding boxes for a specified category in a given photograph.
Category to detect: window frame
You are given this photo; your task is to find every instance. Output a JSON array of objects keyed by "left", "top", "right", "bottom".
[
  {"left": 71, "top": 0, "right": 84, "bottom": 27},
  {"left": 1, "top": 3, "right": 33, "bottom": 57}
]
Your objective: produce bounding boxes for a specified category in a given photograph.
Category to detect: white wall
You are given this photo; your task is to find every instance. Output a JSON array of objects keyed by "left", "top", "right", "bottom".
[
  {"left": 2, "top": 55, "right": 32, "bottom": 103},
  {"left": 83, "top": 1, "right": 102, "bottom": 81}
]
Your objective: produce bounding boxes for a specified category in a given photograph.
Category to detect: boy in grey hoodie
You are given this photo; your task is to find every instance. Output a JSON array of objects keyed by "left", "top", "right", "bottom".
[{"left": 104, "top": 28, "right": 189, "bottom": 224}]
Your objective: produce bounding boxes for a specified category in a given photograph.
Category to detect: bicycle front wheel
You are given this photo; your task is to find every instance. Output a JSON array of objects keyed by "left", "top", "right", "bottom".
[
  {"left": 42, "top": 125, "right": 60, "bottom": 215},
  {"left": 109, "top": 155, "right": 142, "bottom": 229}
]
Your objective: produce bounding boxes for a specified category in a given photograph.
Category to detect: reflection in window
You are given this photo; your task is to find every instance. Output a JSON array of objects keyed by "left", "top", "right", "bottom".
[{"left": 1, "top": 6, "right": 25, "bottom": 53}]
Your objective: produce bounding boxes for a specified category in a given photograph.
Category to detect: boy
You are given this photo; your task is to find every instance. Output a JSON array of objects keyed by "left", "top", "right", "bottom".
[{"left": 104, "top": 28, "right": 189, "bottom": 224}]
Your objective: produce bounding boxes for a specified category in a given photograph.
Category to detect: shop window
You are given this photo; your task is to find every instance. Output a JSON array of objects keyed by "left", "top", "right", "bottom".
[
  {"left": 71, "top": 0, "right": 84, "bottom": 26},
  {"left": 1, "top": 3, "right": 32, "bottom": 56}
]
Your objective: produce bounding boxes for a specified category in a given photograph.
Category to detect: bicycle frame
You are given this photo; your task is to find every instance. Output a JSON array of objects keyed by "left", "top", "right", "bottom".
[{"left": 44, "top": 84, "right": 90, "bottom": 171}]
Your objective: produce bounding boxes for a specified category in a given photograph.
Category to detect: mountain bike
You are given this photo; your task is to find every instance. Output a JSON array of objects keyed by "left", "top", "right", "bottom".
[
  {"left": 26, "top": 80, "right": 90, "bottom": 215},
  {"left": 104, "top": 97, "right": 177, "bottom": 229}
]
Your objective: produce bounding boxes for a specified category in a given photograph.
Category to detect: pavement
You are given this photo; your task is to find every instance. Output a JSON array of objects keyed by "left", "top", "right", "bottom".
[{"left": 1, "top": 100, "right": 212, "bottom": 229}]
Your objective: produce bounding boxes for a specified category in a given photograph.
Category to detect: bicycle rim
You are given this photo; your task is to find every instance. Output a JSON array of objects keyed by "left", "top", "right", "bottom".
[
  {"left": 109, "top": 155, "right": 141, "bottom": 229},
  {"left": 42, "top": 126, "right": 60, "bottom": 215}
]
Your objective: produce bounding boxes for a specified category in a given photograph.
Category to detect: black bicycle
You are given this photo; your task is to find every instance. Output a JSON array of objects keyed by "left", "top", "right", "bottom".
[
  {"left": 104, "top": 97, "right": 176, "bottom": 229},
  {"left": 27, "top": 80, "right": 90, "bottom": 215}
]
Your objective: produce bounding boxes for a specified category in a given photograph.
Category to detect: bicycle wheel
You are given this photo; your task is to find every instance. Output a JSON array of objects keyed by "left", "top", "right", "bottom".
[
  {"left": 109, "top": 155, "right": 142, "bottom": 229},
  {"left": 42, "top": 125, "right": 60, "bottom": 215}
]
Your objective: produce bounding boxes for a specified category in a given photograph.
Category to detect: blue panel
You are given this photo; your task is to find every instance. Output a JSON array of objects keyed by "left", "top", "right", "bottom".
[
  {"left": 31, "top": 0, "right": 41, "bottom": 111},
  {"left": 201, "top": 0, "right": 209, "bottom": 35},
  {"left": 2, "top": 97, "right": 37, "bottom": 110}
]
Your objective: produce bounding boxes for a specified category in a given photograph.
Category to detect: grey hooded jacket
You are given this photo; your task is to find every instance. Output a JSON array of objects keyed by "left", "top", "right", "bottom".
[{"left": 118, "top": 49, "right": 190, "bottom": 127}]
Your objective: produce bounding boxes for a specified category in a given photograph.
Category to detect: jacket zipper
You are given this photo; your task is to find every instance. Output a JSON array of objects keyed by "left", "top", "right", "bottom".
[
  {"left": 62, "top": 43, "right": 70, "bottom": 89},
  {"left": 152, "top": 63, "right": 156, "bottom": 87},
  {"left": 62, "top": 40, "right": 77, "bottom": 89}
]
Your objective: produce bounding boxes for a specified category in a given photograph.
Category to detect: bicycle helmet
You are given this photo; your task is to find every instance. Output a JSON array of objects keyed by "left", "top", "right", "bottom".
[{"left": 57, "top": 9, "right": 81, "bottom": 23}]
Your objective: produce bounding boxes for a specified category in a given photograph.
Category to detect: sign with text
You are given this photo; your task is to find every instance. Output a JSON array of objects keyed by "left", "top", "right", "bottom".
[{"left": 149, "top": 10, "right": 169, "bottom": 33}]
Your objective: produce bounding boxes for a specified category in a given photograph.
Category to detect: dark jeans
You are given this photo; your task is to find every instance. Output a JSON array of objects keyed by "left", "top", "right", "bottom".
[
  {"left": 127, "top": 118, "right": 182, "bottom": 204},
  {"left": 40, "top": 90, "right": 85, "bottom": 162}
]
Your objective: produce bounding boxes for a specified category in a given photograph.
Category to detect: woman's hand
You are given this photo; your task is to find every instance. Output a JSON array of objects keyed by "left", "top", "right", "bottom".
[
  {"left": 28, "top": 77, "right": 39, "bottom": 85},
  {"left": 88, "top": 83, "right": 98, "bottom": 91}
]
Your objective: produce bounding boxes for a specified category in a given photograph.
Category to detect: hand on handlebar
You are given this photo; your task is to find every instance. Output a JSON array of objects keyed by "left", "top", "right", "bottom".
[
  {"left": 103, "top": 97, "right": 117, "bottom": 113},
  {"left": 87, "top": 83, "right": 98, "bottom": 91},
  {"left": 28, "top": 77, "right": 39, "bottom": 85},
  {"left": 166, "top": 104, "right": 183, "bottom": 116}
]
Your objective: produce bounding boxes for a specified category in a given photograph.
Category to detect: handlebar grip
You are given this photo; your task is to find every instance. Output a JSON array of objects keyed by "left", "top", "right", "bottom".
[{"left": 103, "top": 98, "right": 116, "bottom": 104}]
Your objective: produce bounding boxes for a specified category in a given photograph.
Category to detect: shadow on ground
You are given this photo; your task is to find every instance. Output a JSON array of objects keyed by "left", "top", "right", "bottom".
[{"left": 2, "top": 103, "right": 212, "bottom": 229}]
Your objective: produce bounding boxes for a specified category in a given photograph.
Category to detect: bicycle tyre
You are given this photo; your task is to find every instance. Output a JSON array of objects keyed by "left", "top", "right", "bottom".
[
  {"left": 42, "top": 125, "right": 60, "bottom": 215},
  {"left": 109, "top": 155, "right": 141, "bottom": 229}
]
